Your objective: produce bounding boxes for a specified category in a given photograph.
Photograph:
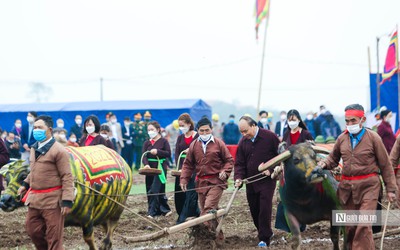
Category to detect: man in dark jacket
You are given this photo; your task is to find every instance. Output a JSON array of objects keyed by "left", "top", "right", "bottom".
[
  {"left": 222, "top": 114, "right": 241, "bottom": 144},
  {"left": 378, "top": 109, "right": 396, "bottom": 153},
  {"left": 235, "top": 116, "right": 280, "bottom": 247},
  {"left": 274, "top": 111, "right": 288, "bottom": 141},
  {"left": 69, "top": 114, "right": 83, "bottom": 143}
]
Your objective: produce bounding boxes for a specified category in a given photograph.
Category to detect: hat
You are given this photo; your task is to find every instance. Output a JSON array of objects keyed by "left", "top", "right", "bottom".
[
  {"left": 134, "top": 113, "right": 142, "bottom": 119},
  {"left": 212, "top": 113, "right": 219, "bottom": 121},
  {"left": 314, "top": 135, "right": 325, "bottom": 144},
  {"left": 144, "top": 111, "right": 151, "bottom": 118},
  {"left": 172, "top": 120, "right": 179, "bottom": 129},
  {"left": 197, "top": 117, "right": 212, "bottom": 129},
  {"left": 267, "top": 112, "right": 273, "bottom": 118},
  {"left": 325, "top": 136, "right": 336, "bottom": 144},
  {"left": 380, "top": 109, "right": 391, "bottom": 118}
]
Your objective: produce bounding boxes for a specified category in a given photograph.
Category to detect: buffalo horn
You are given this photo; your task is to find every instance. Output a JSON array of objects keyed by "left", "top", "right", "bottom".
[
  {"left": 258, "top": 151, "right": 291, "bottom": 172},
  {"left": 311, "top": 145, "right": 331, "bottom": 155}
]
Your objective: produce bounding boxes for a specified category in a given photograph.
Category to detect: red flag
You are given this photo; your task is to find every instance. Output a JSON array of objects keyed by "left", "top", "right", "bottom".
[{"left": 381, "top": 30, "right": 398, "bottom": 84}]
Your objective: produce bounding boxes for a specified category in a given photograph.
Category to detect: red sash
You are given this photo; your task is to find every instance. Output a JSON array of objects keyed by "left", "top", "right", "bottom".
[
  {"left": 21, "top": 186, "right": 62, "bottom": 203},
  {"left": 341, "top": 173, "right": 377, "bottom": 181}
]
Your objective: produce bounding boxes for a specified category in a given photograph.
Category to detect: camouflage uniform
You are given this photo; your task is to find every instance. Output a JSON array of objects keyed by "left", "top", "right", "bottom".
[{"left": 133, "top": 121, "right": 148, "bottom": 169}]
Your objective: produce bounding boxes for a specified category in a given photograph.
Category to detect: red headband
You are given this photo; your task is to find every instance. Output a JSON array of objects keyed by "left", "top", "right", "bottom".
[{"left": 345, "top": 110, "right": 365, "bottom": 118}]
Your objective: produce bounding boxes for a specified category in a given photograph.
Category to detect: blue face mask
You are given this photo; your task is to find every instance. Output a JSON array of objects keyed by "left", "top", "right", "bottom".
[
  {"left": 229, "top": 119, "right": 235, "bottom": 123},
  {"left": 33, "top": 129, "right": 47, "bottom": 142}
]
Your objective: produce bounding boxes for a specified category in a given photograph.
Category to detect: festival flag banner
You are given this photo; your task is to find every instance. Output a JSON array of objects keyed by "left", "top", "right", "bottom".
[
  {"left": 255, "top": 0, "right": 270, "bottom": 39},
  {"left": 381, "top": 30, "right": 398, "bottom": 84}
]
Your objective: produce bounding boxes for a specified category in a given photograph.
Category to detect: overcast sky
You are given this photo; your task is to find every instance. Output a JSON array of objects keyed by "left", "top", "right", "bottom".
[{"left": 0, "top": 0, "right": 399, "bottom": 115}]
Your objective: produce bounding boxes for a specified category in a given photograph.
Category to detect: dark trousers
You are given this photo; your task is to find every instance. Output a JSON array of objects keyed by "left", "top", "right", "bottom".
[
  {"left": 133, "top": 146, "right": 142, "bottom": 170},
  {"left": 121, "top": 143, "right": 134, "bottom": 169},
  {"left": 246, "top": 183, "right": 275, "bottom": 243},
  {"left": 26, "top": 207, "right": 65, "bottom": 250},
  {"left": 146, "top": 173, "right": 171, "bottom": 217},
  {"left": 175, "top": 174, "right": 200, "bottom": 224}
]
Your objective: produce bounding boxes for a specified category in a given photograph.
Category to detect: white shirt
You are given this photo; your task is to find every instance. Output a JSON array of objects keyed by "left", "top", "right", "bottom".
[
  {"left": 198, "top": 135, "right": 215, "bottom": 154},
  {"left": 111, "top": 123, "right": 118, "bottom": 142}
]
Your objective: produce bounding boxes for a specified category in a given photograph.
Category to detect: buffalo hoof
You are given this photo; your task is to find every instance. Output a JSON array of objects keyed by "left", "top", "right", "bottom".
[{"left": 100, "top": 239, "right": 112, "bottom": 250}]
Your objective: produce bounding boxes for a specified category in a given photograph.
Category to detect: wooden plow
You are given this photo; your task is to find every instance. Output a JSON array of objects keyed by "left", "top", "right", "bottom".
[{"left": 124, "top": 187, "right": 240, "bottom": 243}]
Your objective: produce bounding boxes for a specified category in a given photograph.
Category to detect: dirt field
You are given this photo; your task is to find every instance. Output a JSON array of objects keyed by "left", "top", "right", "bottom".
[{"left": 1, "top": 174, "right": 400, "bottom": 250}]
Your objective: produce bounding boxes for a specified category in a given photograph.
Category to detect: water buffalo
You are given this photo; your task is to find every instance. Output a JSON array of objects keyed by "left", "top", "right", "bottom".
[
  {"left": 0, "top": 145, "right": 132, "bottom": 250},
  {"left": 259, "top": 142, "right": 344, "bottom": 250}
]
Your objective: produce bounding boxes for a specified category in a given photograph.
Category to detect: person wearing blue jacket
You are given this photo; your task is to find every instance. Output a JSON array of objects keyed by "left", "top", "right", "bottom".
[
  {"left": 20, "top": 111, "right": 38, "bottom": 163},
  {"left": 222, "top": 114, "right": 241, "bottom": 145},
  {"left": 320, "top": 111, "right": 342, "bottom": 139}
]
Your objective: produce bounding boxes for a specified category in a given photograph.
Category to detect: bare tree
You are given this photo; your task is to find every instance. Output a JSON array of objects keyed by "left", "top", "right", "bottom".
[{"left": 27, "top": 82, "right": 53, "bottom": 103}]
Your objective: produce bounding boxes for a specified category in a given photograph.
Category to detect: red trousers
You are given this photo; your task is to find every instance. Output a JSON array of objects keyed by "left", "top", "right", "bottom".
[
  {"left": 26, "top": 207, "right": 65, "bottom": 250},
  {"left": 344, "top": 198, "right": 377, "bottom": 250}
]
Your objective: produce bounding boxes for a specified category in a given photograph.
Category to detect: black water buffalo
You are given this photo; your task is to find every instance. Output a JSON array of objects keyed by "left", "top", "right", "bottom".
[
  {"left": 0, "top": 145, "right": 132, "bottom": 250},
  {"left": 259, "top": 142, "right": 344, "bottom": 250}
]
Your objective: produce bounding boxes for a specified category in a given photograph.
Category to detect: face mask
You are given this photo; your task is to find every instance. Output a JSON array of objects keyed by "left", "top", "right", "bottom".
[
  {"left": 288, "top": 121, "right": 299, "bottom": 130},
  {"left": 148, "top": 131, "right": 158, "bottom": 139},
  {"left": 385, "top": 116, "right": 392, "bottom": 122},
  {"left": 161, "top": 132, "right": 167, "bottom": 137},
  {"left": 200, "top": 134, "right": 212, "bottom": 142},
  {"left": 100, "top": 133, "right": 108, "bottom": 139},
  {"left": 7, "top": 139, "right": 14, "bottom": 143},
  {"left": 229, "top": 119, "right": 235, "bottom": 123},
  {"left": 134, "top": 119, "right": 141, "bottom": 122},
  {"left": 33, "top": 129, "right": 47, "bottom": 142},
  {"left": 27, "top": 116, "right": 34, "bottom": 123},
  {"left": 144, "top": 118, "right": 151, "bottom": 122},
  {"left": 347, "top": 123, "right": 362, "bottom": 134},
  {"left": 267, "top": 118, "right": 272, "bottom": 123},
  {"left": 306, "top": 115, "right": 313, "bottom": 120},
  {"left": 111, "top": 119, "right": 117, "bottom": 124},
  {"left": 1, "top": 134, "right": 6, "bottom": 139},
  {"left": 59, "top": 134, "right": 66, "bottom": 139},
  {"left": 76, "top": 119, "right": 82, "bottom": 125},
  {"left": 124, "top": 122, "right": 130, "bottom": 127},
  {"left": 260, "top": 118, "right": 268, "bottom": 124},
  {"left": 57, "top": 123, "right": 64, "bottom": 128},
  {"left": 70, "top": 138, "right": 77, "bottom": 143},
  {"left": 15, "top": 123, "right": 22, "bottom": 129},
  {"left": 280, "top": 115, "right": 286, "bottom": 121},
  {"left": 86, "top": 126, "right": 95, "bottom": 134},
  {"left": 179, "top": 126, "right": 189, "bottom": 134}
]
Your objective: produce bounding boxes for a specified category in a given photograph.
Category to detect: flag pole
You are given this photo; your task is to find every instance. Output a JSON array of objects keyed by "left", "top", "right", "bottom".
[
  {"left": 377, "top": 36, "right": 381, "bottom": 109},
  {"left": 397, "top": 24, "right": 400, "bottom": 132},
  {"left": 256, "top": 22, "right": 268, "bottom": 115}
]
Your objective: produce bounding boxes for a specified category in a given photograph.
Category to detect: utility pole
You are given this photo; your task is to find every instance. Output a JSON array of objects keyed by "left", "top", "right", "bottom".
[{"left": 100, "top": 77, "right": 104, "bottom": 102}]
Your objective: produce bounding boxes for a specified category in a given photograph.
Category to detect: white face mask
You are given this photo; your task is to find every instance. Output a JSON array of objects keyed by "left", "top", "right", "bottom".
[
  {"left": 70, "top": 137, "right": 77, "bottom": 143},
  {"left": 57, "top": 123, "right": 64, "bottom": 128},
  {"left": 260, "top": 118, "right": 268, "bottom": 124},
  {"left": 179, "top": 126, "right": 189, "bottom": 134},
  {"left": 27, "top": 116, "right": 34, "bottom": 123},
  {"left": 124, "top": 122, "right": 130, "bottom": 127},
  {"left": 148, "top": 131, "right": 158, "bottom": 139},
  {"left": 59, "top": 134, "right": 66, "bottom": 139},
  {"left": 280, "top": 115, "right": 286, "bottom": 121},
  {"left": 306, "top": 115, "right": 313, "bottom": 120},
  {"left": 76, "top": 119, "right": 82, "bottom": 125},
  {"left": 161, "top": 132, "right": 167, "bottom": 137},
  {"left": 100, "top": 133, "right": 108, "bottom": 139},
  {"left": 347, "top": 123, "right": 362, "bottom": 134},
  {"left": 15, "top": 123, "right": 22, "bottom": 129},
  {"left": 86, "top": 126, "right": 95, "bottom": 134},
  {"left": 111, "top": 118, "right": 117, "bottom": 124},
  {"left": 200, "top": 134, "right": 212, "bottom": 142},
  {"left": 288, "top": 120, "right": 299, "bottom": 130},
  {"left": 385, "top": 116, "right": 392, "bottom": 122}
]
